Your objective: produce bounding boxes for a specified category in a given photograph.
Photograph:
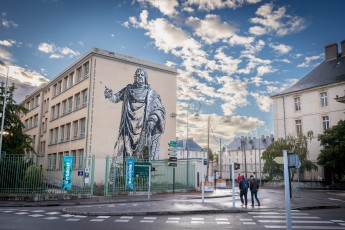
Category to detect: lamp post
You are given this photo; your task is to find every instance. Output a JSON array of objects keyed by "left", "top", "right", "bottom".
[
  {"left": 186, "top": 99, "right": 201, "bottom": 191},
  {"left": 249, "top": 131, "right": 257, "bottom": 178},
  {"left": 0, "top": 61, "right": 9, "bottom": 159}
]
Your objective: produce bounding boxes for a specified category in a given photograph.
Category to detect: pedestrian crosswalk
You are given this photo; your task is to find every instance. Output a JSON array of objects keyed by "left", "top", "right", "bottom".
[
  {"left": 1, "top": 208, "right": 345, "bottom": 229},
  {"left": 248, "top": 210, "right": 345, "bottom": 229}
]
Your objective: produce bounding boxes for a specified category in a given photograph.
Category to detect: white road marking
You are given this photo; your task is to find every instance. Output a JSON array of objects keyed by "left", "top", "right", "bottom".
[
  {"left": 46, "top": 212, "right": 61, "bottom": 215},
  {"left": 332, "top": 220, "right": 345, "bottom": 223},
  {"left": 66, "top": 219, "right": 80, "bottom": 221},
  {"left": 253, "top": 215, "right": 320, "bottom": 219},
  {"left": 166, "top": 220, "right": 179, "bottom": 223},
  {"left": 90, "top": 219, "right": 104, "bottom": 222},
  {"left": 96, "top": 216, "right": 110, "bottom": 219},
  {"left": 61, "top": 214, "right": 75, "bottom": 217},
  {"left": 120, "top": 216, "right": 133, "bottom": 219},
  {"left": 115, "top": 219, "right": 129, "bottom": 223},
  {"left": 264, "top": 226, "right": 345, "bottom": 229},
  {"left": 191, "top": 221, "right": 204, "bottom": 224},
  {"left": 143, "top": 217, "right": 157, "bottom": 220},
  {"left": 44, "top": 217, "right": 60, "bottom": 220},
  {"left": 29, "top": 214, "right": 44, "bottom": 217},
  {"left": 259, "top": 220, "right": 333, "bottom": 224},
  {"left": 31, "top": 210, "right": 46, "bottom": 213},
  {"left": 15, "top": 212, "right": 29, "bottom": 215},
  {"left": 243, "top": 222, "right": 256, "bottom": 225},
  {"left": 217, "top": 221, "right": 230, "bottom": 225},
  {"left": 192, "top": 217, "right": 204, "bottom": 221}
]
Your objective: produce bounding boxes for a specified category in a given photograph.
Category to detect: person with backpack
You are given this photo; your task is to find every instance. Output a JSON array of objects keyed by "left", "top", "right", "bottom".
[
  {"left": 239, "top": 175, "right": 249, "bottom": 207},
  {"left": 249, "top": 175, "right": 261, "bottom": 207}
]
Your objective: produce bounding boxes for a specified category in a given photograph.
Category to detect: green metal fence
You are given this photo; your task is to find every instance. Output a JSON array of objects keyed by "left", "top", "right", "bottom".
[
  {"left": 0, "top": 154, "right": 95, "bottom": 201},
  {"left": 0, "top": 154, "right": 196, "bottom": 201},
  {"left": 104, "top": 157, "right": 195, "bottom": 196}
]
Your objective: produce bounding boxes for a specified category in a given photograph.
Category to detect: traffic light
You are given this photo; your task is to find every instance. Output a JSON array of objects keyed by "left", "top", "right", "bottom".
[
  {"left": 234, "top": 163, "right": 240, "bottom": 170},
  {"left": 168, "top": 156, "right": 177, "bottom": 167}
]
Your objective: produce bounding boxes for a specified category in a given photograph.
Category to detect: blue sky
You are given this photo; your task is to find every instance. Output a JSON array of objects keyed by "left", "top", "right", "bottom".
[{"left": 1, "top": 0, "right": 345, "bottom": 151}]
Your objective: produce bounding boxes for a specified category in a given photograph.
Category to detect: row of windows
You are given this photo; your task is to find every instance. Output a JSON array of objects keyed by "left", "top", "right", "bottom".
[
  {"left": 294, "top": 92, "right": 328, "bottom": 112},
  {"left": 25, "top": 95, "right": 40, "bottom": 111},
  {"left": 47, "top": 149, "right": 84, "bottom": 171},
  {"left": 295, "top": 116, "right": 329, "bottom": 133},
  {"left": 50, "top": 89, "right": 88, "bottom": 121},
  {"left": 24, "top": 114, "right": 39, "bottom": 130},
  {"left": 52, "top": 62, "right": 89, "bottom": 98},
  {"left": 49, "top": 117, "right": 86, "bottom": 145}
]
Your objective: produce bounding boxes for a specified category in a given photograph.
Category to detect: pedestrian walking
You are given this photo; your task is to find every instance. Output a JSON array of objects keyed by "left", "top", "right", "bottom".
[
  {"left": 237, "top": 173, "right": 242, "bottom": 183},
  {"left": 239, "top": 175, "right": 249, "bottom": 207},
  {"left": 249, "top": 175, "right": 260, "bottom": 207}
]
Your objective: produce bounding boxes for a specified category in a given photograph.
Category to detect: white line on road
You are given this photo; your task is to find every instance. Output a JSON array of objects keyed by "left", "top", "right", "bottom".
[
  {"left": 264, "top": 225, "right": 345, "bottom": 229},
  {"left": 253, "top": 216, "right": 320, "bottom": 219},
  {"left": 120, "top": 216, "right": 133, "bottom": 219},
  {"left": 259, "top": 220, "right": 333, "bottom": 224},
  {"left": 66, "top": 219, "right": 80, "bottom": 222},
  {"left": 191, "top": 221, "right": 204, "bottom": 224},
  {"left": 115, "top": 219, "right": 129, "bottom": 223},
  {"left": 29, "top": 214, "right": 44, "bottom": 217}
]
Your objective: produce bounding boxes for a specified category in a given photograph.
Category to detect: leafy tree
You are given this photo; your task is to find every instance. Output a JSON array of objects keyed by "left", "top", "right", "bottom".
[
  {"left": 317, "top": 120, "right": 345, "bottom": 181},
  {"left": 0, "top": 82, "right": 33, "bottom": 155},
  {"left": 262, "top": 131, "right": 317, "bottom": 180}
]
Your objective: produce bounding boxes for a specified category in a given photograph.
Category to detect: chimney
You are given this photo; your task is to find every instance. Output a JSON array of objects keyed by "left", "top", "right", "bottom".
[
  {"left": 325, "top": 42, "right": 338, "bottom": 60},
  {"left": 341, "top": 40, "right": 345, "bottom": 56}
]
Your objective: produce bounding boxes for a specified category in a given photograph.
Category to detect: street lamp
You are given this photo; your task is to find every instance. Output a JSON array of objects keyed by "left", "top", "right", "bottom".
[
  {"left": 186, "top": 99, "right": 201, "bottom": 191},
  {"left": 0, "top": 61, "right": 9, "bottom": 159},
  {"left": 249, "top": 131, "right": 257, "bottom": 178}
]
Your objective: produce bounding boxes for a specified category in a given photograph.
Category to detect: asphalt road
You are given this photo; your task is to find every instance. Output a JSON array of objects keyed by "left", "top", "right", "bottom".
[{"left": 1, "top": 206, "right": 345, "bottom": 230}]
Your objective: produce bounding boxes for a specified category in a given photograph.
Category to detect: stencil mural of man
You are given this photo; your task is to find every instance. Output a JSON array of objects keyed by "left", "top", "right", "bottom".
[{"left": 104, "top": 68, "right": 166, "bottom": 160}]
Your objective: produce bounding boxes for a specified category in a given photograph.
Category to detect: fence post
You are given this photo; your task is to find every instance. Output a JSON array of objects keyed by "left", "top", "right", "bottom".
[
  {"left": 104, "top": 155, "right": 109, "bottom": 196},
  {"left": 90, "top": 155, "right": 95, "bottom": 198}
]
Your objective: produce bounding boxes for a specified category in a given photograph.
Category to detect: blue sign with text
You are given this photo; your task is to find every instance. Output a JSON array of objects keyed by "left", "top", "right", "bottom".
[
  {"left": 62, "top": 156, "right": 73, "bottom": 190},
  {"left": 126, "top": 158, "right": 135, "bottom": 190}
]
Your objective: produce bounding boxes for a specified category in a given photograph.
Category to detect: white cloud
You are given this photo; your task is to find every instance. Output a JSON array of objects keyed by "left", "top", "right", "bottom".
[
  {"left": 9, "top": 65, "right": 49, "bottom": 87},
  {"left": 138, "top": 0, "right": 179, "bottom": 17},
  {"left": 0, "top": 39, "right": 16, "bottom": 47},
  {"left": 187, "top": 14, "right": 237, "bottom": 44},
  {"left": 0, "top": 47, "right": 14, "bottom": 62},
  {"left": 269, "top": 43, "right": 292, "bottom": 55},
  {"left": 38, "top": 42, "right": 80, "bottom": 58},
  {"left": 297, "top": 53, "right": 323, "bottom": 68},
  {"left": 249, "top": 2, "right": 307, "bottom": 37},
  {"left": 38, "top": 42, "right": 55, "bottom": 53},
  {"left": 257, "top": 65, "right": 276, "bottom": 77},
  {"left": 228, "top": 35, "right": 255, "bottom": 46},
  {"left": 185, "top": 0, "right": 261, "bottom": 11},
  {"left": 251, "top": 92, "right": 272, "bottom": 112}
]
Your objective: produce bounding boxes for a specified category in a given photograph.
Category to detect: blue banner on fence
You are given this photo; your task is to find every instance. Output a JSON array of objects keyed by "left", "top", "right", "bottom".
[
  {"left": 126, "top": 158, "right": 134, "bottom": 190},
  {"left": 62, "top": 156, "right": 73, "bottom": 190}
]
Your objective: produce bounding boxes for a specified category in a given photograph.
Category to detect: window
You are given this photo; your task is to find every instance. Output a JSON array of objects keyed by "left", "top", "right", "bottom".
[
  {"left": 29, "top": 117, "right": 32, "bottom": 128},
  {"left": 68, "top": 97, "right": 73, "bottom": 113},
  {"left": 83, "top": 62, "right": 89, "bottom": 78},
  {"left": 57, "top": 80, "right": 62, "bottom": 95},
  {"left": 80, "top": 118, "right": 86, "bottom": 137},
  {"left": 60, "top": 125, "right": 65, "bottom": 142},
  {"left": 30, "top": 99, "right": 34, "bottom": 110},
  {"left": 40, "top": 141, "right": 45, "bottom": 156},
  {"left": 295, "top": 120, "right": 302, "bottom": 133},
  {"left": 320, "top": 92, "right": 328, "bottom": 107},
  {"left": 25, "top": 119, "right": 28, "bottom": 129},
  {"left": 294, "top": 97, "right": 301, "bottom": 111},
  {"left": 52, "top": 153, "right": 57, "bottom": 170},
  {"left": 69, "top": 72, "right": 74, "bottom": 87},
  {"left": 77, "top": 67, "right": 82, "bottom": 82},
  {"left": 58, "top": 152, "right": 63, "bottom": 170},
  {"left": 53, "top": 84, "right": 57, "bottom": 97},
  {"left": 82, "top": 89, "right": 88, "bottom": 107},
  {"left": 66, "top": 123, "right": 71, "bottom": 141},
  {"left": 62, "top": 100, "right": 67, "bottom": 115},
  {"left": 34, "top": 114, "right": 38, "bottom": 127},
  {"left": 63, "top": 76, "right": 68, "bottom": 90},
  {"left": 56, "top": 103, "right": 60, "bottom": 118},
  {"left": 71, "top": 150, "right": 77, "bottom": 169},
  {"left": 46, "top": 99, "right": 49, "bottom": 113},
  {"left": 49, "top": 129, "right": 53, "bottom": 144},
  {"left": 44, "top": 118, "right": 47, "bottom": 132},
  {"left": 51, "top": 105, "right": 55, "bottom": 120},
  {"left": 75, "top": 93, "right": 80, "bottom": 110},
  {"left": 78, "top": 149, "right": 84, "bottom": 169},
  {"left": 73, "top": 120, "right": 78, "bottom": 139},
  {"left": 322, "top": 116, "right": 330, "bottom": 130},
  {"left": 35, "top": 95, "right": 40, "bottom": 107},
  {"left": 54, "top": 127, "right": 59, "bottom": 144},
  {"left": 47, "top": 154, "right": 52, "bottom": 170}
]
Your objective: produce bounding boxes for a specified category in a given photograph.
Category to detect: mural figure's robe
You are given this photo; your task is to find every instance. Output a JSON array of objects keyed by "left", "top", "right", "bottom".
[{"left": 104, "top": 68, "right": 165, "bottom": 160}]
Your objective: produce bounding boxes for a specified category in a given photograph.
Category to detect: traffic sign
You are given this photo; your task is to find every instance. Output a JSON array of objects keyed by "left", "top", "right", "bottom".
[
  {"left": 168, "top": 156, "right": 178, "bottom": 167},
  {"left": 134, "top": 162, "right": 151, "bottom": 178},
  {"left": 168, "top": 141, "right": 177, "bottom": 147},
  {"left": 274, "top": 156, "right": 284, "bottom": 164}
]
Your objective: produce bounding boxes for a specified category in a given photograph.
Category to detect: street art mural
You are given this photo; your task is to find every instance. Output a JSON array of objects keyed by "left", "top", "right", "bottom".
[{"left": 104, "top": 68, "right": 166, "bottom": 160}]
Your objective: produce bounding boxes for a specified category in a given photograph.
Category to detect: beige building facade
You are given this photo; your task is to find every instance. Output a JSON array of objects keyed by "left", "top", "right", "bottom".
[
  {"left": 20, "top": 48, "right": 177, "bottom": 181},
  {"left": 271, "top": 40, "right": 345, "bottom": 180}
]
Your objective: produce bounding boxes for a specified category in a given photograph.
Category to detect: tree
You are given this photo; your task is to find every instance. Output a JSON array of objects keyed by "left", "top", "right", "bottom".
[
  {"left": 317, "top": 120, "right": 345, "bottom": 181},
  {"left": 0, "top": 82, "right": 33, "bottom": 155},
  {"left": 262, "top": 131, "right": 317, "bottom": 180}
]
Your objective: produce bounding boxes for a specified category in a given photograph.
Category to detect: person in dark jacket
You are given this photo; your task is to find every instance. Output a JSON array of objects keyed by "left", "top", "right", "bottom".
[
  {"left": 249, "top": 175, "right": 261, "bottom": 207},
  {"left": 239, "top": 175, "right": 249, "bottom": 207}
]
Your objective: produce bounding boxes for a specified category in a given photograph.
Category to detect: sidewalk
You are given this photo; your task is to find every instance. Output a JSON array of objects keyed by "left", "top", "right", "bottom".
[
  {"left": 63, "top": 188, "right": 342, "bottom": 216},
  {"left": 1, "top": 188, "right": 342, "bottom": 216}
]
